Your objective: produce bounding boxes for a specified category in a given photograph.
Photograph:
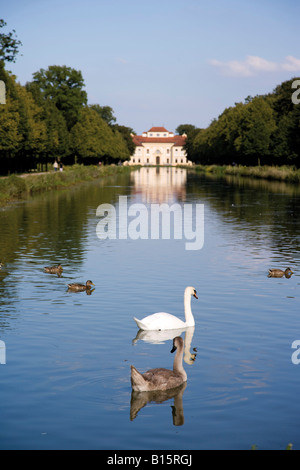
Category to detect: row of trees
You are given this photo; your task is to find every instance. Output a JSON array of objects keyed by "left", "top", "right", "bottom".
[
  {"left": 0, "top": 20, "right": 134, "bottom": 175},
  {"left": 177, "top": 78, "right": 300, "bottom": 167}
]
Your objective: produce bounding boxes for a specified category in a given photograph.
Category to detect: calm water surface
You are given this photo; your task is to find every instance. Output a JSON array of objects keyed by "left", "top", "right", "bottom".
[{"left": 0, "top": 167, "right": 299, "bottom": 450}]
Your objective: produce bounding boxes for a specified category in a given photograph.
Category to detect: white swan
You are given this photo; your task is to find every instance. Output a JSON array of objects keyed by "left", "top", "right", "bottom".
[
  {"left": 131, "top": 336, "right": 187, "bottom": 392},
  {"left": 133, "top": 286, "right": 198, "bottom": 331}
]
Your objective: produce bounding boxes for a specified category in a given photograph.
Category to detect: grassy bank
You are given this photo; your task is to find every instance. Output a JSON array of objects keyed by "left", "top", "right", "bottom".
[
  {"left": 0, "top": 164, "right": 131, "bottom": 207},
  {"left": 193, "top": 164, "right": 300, "bottom": 183}
]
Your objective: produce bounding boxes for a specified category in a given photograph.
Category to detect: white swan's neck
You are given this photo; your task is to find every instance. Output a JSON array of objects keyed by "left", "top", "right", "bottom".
[{"left": 184, "top": 289, "right": 195, "bottom": 327}]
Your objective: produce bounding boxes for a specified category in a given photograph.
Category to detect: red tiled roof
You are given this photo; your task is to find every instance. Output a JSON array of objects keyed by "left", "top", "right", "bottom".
[
  {"left": 147, "top": 126, "right": 169, "bottom": 133},
  {"left": 133, "top": 134, "right": 186, "bottom": 147}
]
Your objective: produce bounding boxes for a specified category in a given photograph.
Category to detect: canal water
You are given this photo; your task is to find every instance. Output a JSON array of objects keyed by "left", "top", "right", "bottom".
[{"left": 0, "top": 167, "right": 299, "bottom": 450}]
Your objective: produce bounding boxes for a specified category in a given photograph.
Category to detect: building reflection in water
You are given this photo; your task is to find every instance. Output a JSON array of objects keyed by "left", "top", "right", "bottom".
[{"left": 131, "top": 167, "right": 187, "bottom": 204}]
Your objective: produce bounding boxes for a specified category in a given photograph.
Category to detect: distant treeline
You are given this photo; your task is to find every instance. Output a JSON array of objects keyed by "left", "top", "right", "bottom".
[
  {"left": 0, "top": 63, "right": 135, "bottom": 175},
  {"left": 177, "top": 78, "right": 300, "bottom": 167}
]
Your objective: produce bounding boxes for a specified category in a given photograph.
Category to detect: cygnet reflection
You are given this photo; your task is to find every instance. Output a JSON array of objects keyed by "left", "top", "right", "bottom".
[{"left": 130, "top": 382, "right": 187, "bottom": 426}]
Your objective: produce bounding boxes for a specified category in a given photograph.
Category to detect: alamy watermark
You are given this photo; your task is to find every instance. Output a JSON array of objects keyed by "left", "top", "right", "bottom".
[
  {"left": 291, "top": 79, "right": 300, "bottom": 105},
  {"left": 0, "top": 80, "right": 6, "bottom": 105},
  {"left": 291, "top": 340, "right": 300, "bottom": 365},
  {"left": 96, "top": 196, "right": 204, "bottom": 250},
  {"left": 0, "top": 340, "right": 6, "bottom": 364}
]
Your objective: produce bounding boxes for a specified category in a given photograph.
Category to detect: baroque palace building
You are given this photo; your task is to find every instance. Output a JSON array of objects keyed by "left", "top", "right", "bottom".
[{"left": 127, "top": 127, "right": 192, "bottom": 166}]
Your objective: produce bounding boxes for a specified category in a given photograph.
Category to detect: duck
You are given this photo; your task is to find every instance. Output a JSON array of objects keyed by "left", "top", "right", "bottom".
[
  {"left": 133, "top": 286, "right": 198, "bottom": 331},
  {"left": 44, "top": 264, "right": 63, "bottom": 274},
  {"left": 131, "top": 336, "right": 187, "bottom": 392},
  {"left": 268, "top": 267, "right": 293, "bottom": 278},
  {"left": 67, "top": 280, "right": 95, "bottom": 291}
]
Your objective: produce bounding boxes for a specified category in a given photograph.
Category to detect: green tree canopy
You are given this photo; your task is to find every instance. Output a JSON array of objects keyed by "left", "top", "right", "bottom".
[
  {"left": 236, "top": 96, "right": 276, "bottom": 160},
  {"left": 185, "top": 78, "right": 300, "bottom": 167},
  {"left": 29, "top": 65, "right": 87, "bottom": 129},
  {"left": 38, "top": 100, "right": 69, "bottom": 160},
  {"left": 70, "top": 107, "right": 106, "bottom": 160},
  {"left": 14, "top": 82, "right": 47, "bottom": 157},
  {"left": 0, "top": 93, "right": 22, "bottom": 157},
  {"left": 112, "top": 124, "right": 136, "bottom": 156},
  {"left": 0, "top": 19, "right": 22, "bottom": 64},
  {"left": 0, "top": 69, "right": 48, "bottom": 173},
  {"left": 175, "top": 124, "right": 196, "bottom": 135},
  {"left": 271, "top": 78, "right": 300, "bottom": 163},
  {"left": 89, "top": 104, "right": 117, "bottom": 126},
  {"left": 70, "top": 107, "right": 130, "bottom": 163}
]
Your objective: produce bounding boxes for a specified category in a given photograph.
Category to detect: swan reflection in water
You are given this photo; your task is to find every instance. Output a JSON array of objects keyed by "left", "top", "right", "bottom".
[
  {"left": 130, "top": 382, "right": 187, "bottom": 426},
  {"left": 132, "top": 326, "right": 197, "bottom": 365}
]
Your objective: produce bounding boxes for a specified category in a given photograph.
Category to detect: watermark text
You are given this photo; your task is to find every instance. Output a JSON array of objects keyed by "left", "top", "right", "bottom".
[
  {"left": 292, "top": 79, "right": 300, "bottom": 105},
  {"left": 96, "top": 196, "right": 204, "bottom": 251},
  {"left": 291, "top": 340, "right": 300, "bottom": 365},
  {"left": 0, "top": 340, "right": 6, "bottom": 364},
  {"left": 0, "top": 80, "right": 6, "bottom": 105}
]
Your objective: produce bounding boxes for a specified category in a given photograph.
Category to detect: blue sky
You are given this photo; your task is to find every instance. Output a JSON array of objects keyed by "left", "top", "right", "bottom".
[{"left": 2, "top": 0, "right": 300, "bottom": 133}]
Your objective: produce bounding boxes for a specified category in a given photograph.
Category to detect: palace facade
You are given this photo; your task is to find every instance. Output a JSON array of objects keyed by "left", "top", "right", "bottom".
[{"left": 127, "top": 127, "right": 192, "bottom": 166}]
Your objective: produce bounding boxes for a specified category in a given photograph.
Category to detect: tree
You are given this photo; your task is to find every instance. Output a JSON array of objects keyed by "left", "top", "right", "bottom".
[
  {"left": 0, "top": 69, "right": 22, "bottom": 173},
  {"left": 70, "top": 107, "right": 130, "bottom": 163},
  {"left": 187, "top": 96, "right": 278, "bottom": 165},
  {"left": 29, "top": 65, "right": 87, "bottom": 129},
  {"left": 43, "top": 102, "right": 69, "bottom": 160},
  {"left": 272, "top": 78, "right": 297, "bottom": 117},
  {"left": 89, "top": 104, "right": 116, "bottom": 126},
  {"left": 271, "top": 78, "right": 300, "bottom": 165},
  {"left": 175, "top": 124, "right": 196, "bottom": 135},
  {"left": 110, "top": 128, "right": 131, "bottom": 161},
  {"left": 26, "top": 81, "right": 69, "bottom": 160},
  {"left": 0, "top": 72, "right": 48, "bottom": 173},
  {"left": 233, "top": 97, "right": 276, "bottom": 164},
  {"left": 89, "top": 106, "right": 134, "bottom": 157},
  {"left": 70, "top": 107, "right": 113, "bottom": 161},
  {"left": 192, "top": 105, "right": 246, "bottom": 164},
  {"left": 0, "top": 94, "right": 22, "bottom": 158},
  {"left": 14, "top": 83, "right": 47, "bottom": 158},
  {"left": 0, "top": 19, "right": 22, "bottom": 65},
  {"left": 183, "top": 127, "right": 203, "bottom": 163},
  {"left": 112, "top": 124, "right": 136, "bottom": 156}
]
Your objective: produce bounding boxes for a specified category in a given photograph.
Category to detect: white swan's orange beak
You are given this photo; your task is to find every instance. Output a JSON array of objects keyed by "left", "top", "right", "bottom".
[{"left": 193, "top": 291, "right": 198, "bottom": 299}]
